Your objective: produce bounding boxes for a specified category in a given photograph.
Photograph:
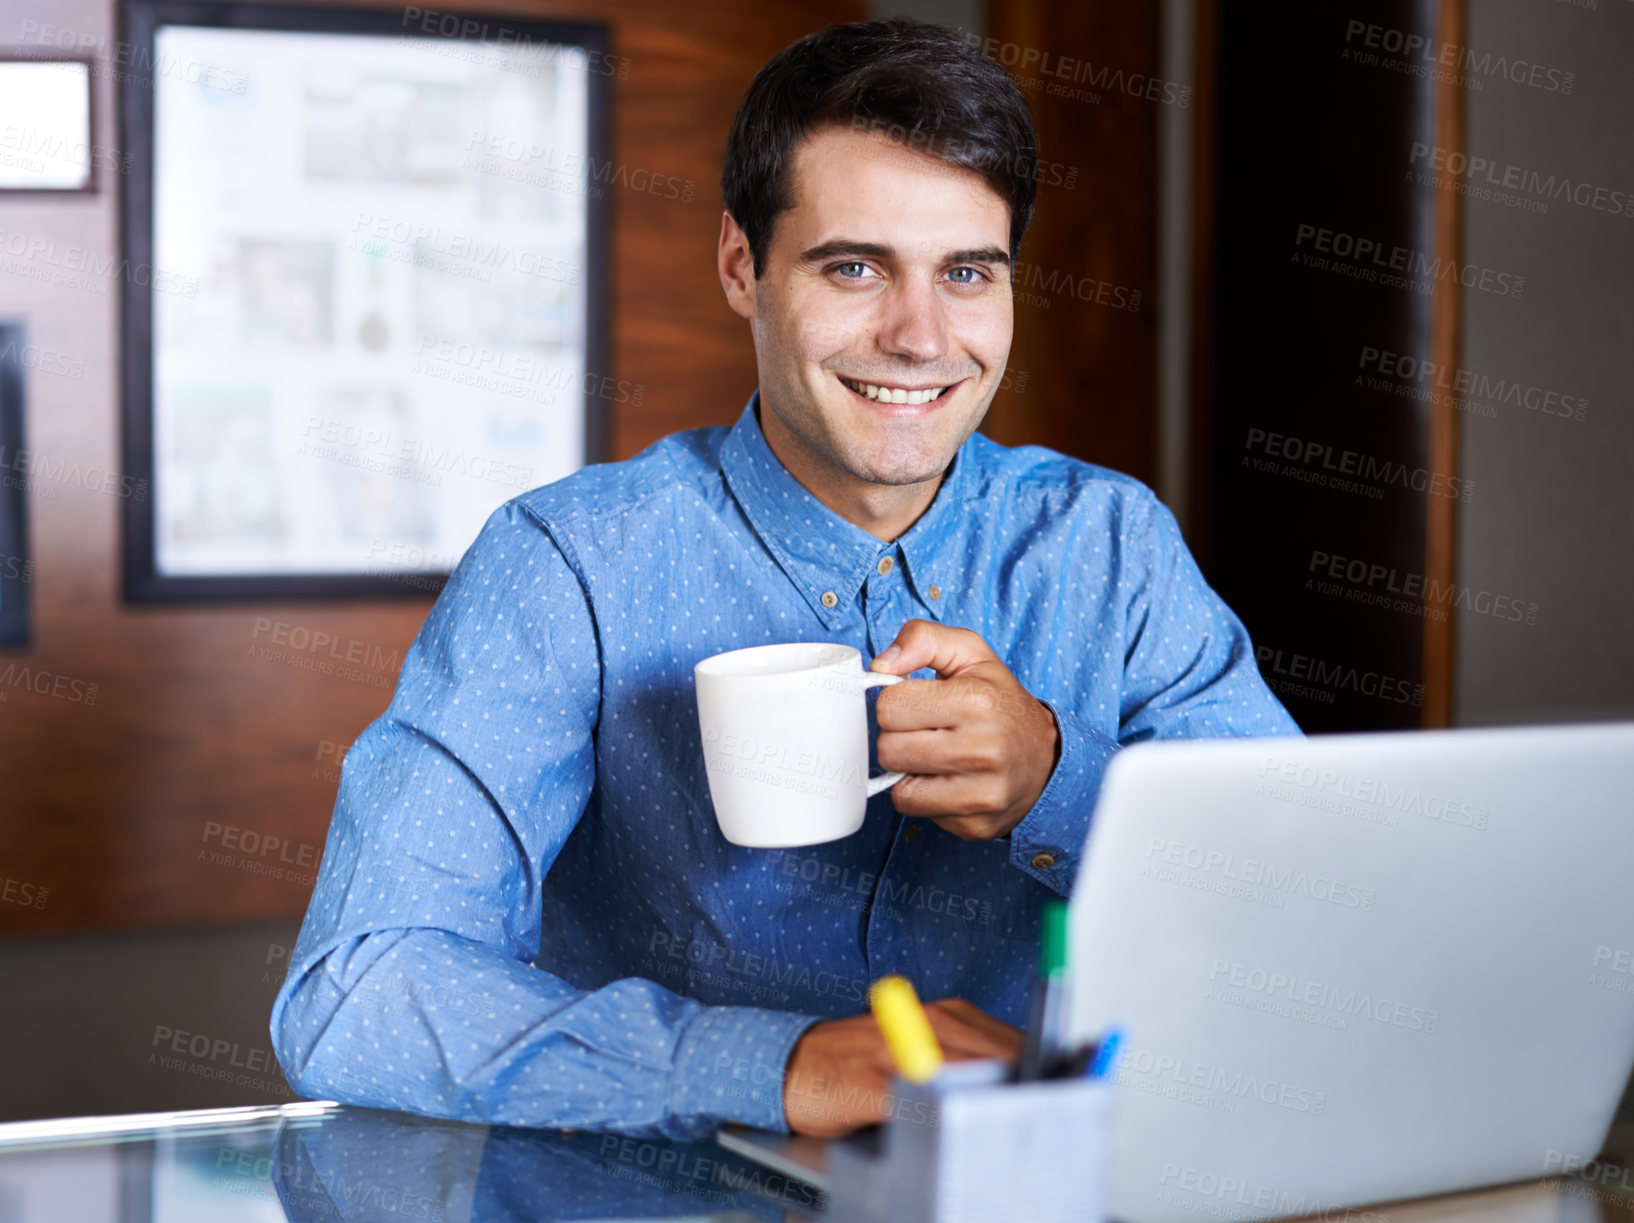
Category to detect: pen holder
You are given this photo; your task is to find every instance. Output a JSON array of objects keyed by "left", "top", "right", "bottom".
[{"left": 827, "top": 1060, "right": 1113, "bottom": 1223}]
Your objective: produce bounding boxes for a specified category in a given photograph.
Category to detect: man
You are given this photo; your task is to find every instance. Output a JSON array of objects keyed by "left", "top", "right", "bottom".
[{"left": 272, "top": 18, "right": 1299, "bottom": 1142}]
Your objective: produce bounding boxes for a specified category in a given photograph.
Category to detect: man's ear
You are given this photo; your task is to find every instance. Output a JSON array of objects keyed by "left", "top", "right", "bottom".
[{"left": 718, "top": 211, "right": 758, "bottom": 320}]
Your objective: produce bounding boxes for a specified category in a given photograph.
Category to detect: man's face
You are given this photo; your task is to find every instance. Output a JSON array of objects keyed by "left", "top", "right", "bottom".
[{"left": 727, "top": 124, "right": 1014, "bottom": 493}]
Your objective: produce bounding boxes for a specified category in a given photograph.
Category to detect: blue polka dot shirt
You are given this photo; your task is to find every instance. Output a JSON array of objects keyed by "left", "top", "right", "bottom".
[{"left": 270, "top": 393, "right": 1301, "bottom": 1142}]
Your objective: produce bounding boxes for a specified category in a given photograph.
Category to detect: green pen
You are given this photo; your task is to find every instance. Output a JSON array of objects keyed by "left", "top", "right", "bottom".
[{"left": 1016, "top": 899, "right": 1070, "bottom": 1080}]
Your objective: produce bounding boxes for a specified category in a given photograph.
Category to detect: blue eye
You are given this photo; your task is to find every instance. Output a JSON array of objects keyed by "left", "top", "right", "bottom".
[
  {"left": 947, "top": 266, "right": 982, "bottom": 284},
  {"left": 836, "top": 262, "right": 868, "bottom": 278}
]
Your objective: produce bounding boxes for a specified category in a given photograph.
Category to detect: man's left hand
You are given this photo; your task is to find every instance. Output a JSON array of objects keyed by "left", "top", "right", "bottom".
[{"left": 870, "top": 619, "right": 1060, "bottom": 841}]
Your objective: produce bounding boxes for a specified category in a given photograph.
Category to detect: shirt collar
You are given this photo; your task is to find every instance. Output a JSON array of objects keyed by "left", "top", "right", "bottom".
[{"left": 719, "top": 391, "right": 973, "bottom": 629}]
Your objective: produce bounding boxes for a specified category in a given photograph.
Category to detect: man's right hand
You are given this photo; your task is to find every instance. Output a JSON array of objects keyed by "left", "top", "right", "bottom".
[{"left": 781, "top": 998, "right": 1023, "bottom": 1137}]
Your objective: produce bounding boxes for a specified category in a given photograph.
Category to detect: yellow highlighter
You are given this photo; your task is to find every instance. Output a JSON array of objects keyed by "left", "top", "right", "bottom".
[{"left": 869, "top": 974, "right": 945, "bottom": 1084}]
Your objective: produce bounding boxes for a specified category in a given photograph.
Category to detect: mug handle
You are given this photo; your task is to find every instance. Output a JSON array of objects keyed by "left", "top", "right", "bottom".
[{"left": 859, "top": 671, "right": 906, "bottom": 796}]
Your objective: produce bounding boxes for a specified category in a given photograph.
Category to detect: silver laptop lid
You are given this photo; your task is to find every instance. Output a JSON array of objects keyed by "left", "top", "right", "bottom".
[{"left": 1067, "top": 722, "right": 1634, "bottom": 1223}]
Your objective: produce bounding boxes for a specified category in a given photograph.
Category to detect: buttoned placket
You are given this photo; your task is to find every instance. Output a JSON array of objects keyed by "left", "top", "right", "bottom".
[{"left": 858, "top": 541, "right": 943, "bottom": 984}]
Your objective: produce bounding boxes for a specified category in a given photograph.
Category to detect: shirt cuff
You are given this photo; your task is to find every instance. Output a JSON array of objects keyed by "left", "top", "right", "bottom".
[
  {"left": 668, "top": 1005, "right": 823, "bottom": 1134},
  {"left": 1008, "top": 703, "right": 1121, "bottom": 895}
]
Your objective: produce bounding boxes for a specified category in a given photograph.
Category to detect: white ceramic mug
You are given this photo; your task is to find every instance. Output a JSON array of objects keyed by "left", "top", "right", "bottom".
[{"left": 694, "top": 642, "right": 905, "bottom": 847}]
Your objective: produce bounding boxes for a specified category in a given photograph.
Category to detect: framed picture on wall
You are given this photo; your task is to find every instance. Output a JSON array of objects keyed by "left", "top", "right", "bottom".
[
  {"left": 118, "top": 1, "right": 609, "bottom": 600},
  {"left": 0, "top": 55, "right": 99, "bottom": 193}
]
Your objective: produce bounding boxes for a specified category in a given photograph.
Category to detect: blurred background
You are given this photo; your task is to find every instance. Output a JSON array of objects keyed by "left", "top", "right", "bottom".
[{"left": 0, "top": 0, "right": 1629, "bottom": 1128}]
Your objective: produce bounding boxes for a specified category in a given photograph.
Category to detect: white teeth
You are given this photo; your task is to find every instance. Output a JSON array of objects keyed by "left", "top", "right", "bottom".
[{"left": 841, "top": 377, "right": 949, "bottom": 406}]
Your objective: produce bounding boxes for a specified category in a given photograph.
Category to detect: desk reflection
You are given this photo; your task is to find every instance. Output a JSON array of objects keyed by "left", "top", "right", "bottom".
[
  {"left": 0, "top": 1102, "right": 1628, "bottom": 1223},
  {"left": 0, "top": 1103, "right": 816, "bottom": 1222},
  {"left": 272, "top": 1106, "right": 816, "bottom": 1222}
]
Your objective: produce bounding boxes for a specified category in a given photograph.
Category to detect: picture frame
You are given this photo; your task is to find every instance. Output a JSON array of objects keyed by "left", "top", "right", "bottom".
[
  {"left": 0, "top": 54, "right": 99, "bottom": 193},
  {"left": 0, "top": 321, "right": 29, "bottom": 645},
  {"left": 118, "top": 1, "right": 609, "bottom": 601}
]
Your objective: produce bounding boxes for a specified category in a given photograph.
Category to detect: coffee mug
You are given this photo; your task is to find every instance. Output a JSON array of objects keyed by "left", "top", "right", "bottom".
[{"left": 694, "top": 642, "right": 905, "bottom": 847}]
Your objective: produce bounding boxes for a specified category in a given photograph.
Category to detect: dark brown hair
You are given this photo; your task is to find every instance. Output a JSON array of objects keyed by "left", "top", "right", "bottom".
[{"left": 722, "top": 17, "right": 1039, "bottom": 277}]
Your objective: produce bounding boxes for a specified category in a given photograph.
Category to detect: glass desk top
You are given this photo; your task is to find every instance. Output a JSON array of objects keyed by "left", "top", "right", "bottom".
[
  {"left": 0, "top": 1102, "right": 1628, "bottom": 1223},
  {"left": 0, "top": 1102, "right": 818, "bottom": 1222}
]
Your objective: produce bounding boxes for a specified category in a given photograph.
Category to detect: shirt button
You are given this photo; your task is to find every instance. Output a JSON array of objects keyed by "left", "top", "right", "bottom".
[
  {"left": 877, "top": 556, "right": 894, "bottom": 575},
  {"left": 927, "top": 585, "right": 942, "bottom": 600},
  {"left": 904, "top": 824, "right": 919, "bottom": 843},
  {"left": 821, "top": 591, "right": 837, "bottom": 608},
  {"left": 1031, "top": 852, "right": 1056, "bottom": 870}
]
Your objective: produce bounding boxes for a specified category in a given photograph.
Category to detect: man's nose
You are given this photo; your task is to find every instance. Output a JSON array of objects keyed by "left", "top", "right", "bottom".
[{"left": 875, "top": 277, "right": 950, "bottom": 365}]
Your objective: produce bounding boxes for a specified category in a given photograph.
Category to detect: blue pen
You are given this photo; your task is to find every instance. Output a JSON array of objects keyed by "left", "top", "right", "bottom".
[{"left": 1085, "top": 1027, "right": 1123, "bottom": 1079}]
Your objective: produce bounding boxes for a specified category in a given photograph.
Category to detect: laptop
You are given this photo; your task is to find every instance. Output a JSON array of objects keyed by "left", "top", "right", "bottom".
[
  {"left": 1070, "top": 721, "right": 1634, "bottom": 1222},
  {"left": 719, "top": 722, "right": 1634, "bottom": 1221}
]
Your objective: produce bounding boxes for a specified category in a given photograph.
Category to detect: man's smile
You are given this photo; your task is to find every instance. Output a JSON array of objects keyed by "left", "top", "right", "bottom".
[{"left": 836, "top": 374, "right": 964, "bottom": 407}]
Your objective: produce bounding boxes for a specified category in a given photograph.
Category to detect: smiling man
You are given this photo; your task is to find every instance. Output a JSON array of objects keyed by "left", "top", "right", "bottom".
[{"left": 272, "top": 18, "right": 1299, "bottom": 1142}]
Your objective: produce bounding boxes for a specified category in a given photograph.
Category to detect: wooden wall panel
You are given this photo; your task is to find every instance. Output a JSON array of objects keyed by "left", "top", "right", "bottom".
[
  {"left": 980, "top": 0, "right": 1162, "bottom": 484},
  {"left": 0, "top": 0, "right": 861, "bottom": 935}
]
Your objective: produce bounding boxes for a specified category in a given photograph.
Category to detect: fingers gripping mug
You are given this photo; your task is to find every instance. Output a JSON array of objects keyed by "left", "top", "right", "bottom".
[{"left": 694, "top": 642, "right": 905, "bottom": 847}]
